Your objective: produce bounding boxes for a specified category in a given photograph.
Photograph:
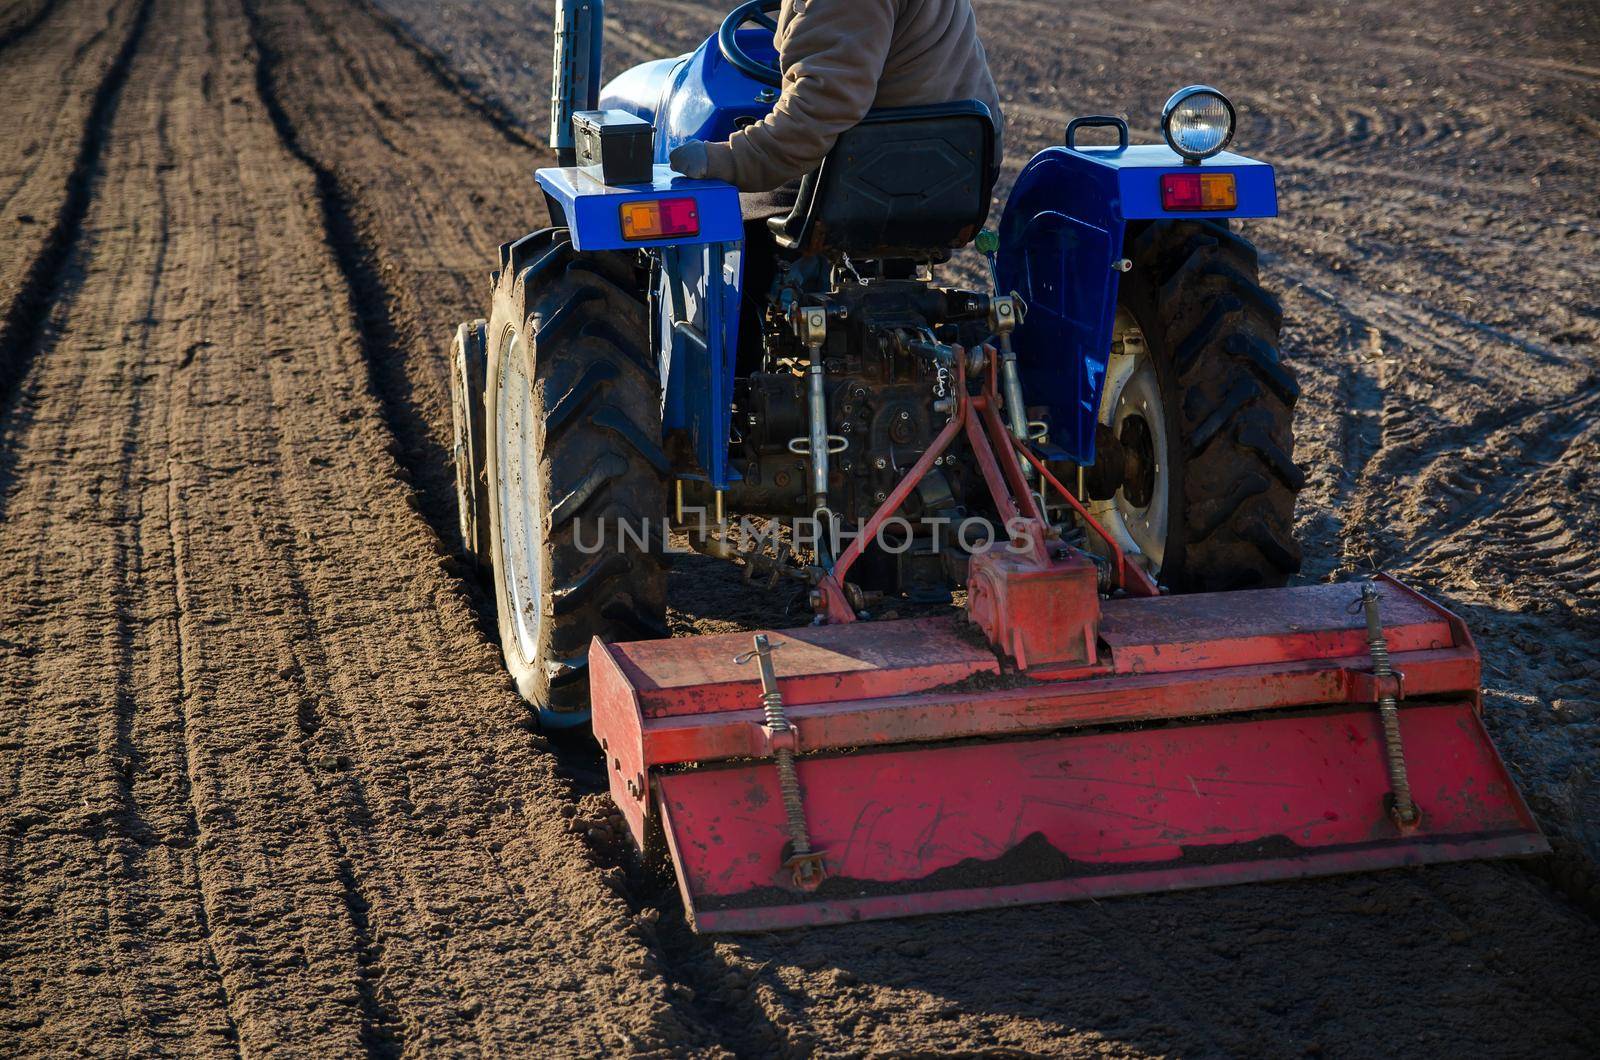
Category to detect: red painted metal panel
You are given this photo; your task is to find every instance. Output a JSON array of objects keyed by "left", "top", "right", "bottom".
[
  {"left": 655, "top": 702, "right": 1544, "bottom": 931},
  {"left": 965, "top": 548, "right": 1102, "bottom": 669},
  {"left": 636, "top": 649, "right": 1479, "bottom": 767},
  {"left": 590, "top": 642, "right": 653, "bottom": 844},
  {"left": 604, "top": 617, "right": 1000, "bottom": 718},
  {"left": 590, "top": 574, "right": 1531, "bottom": 934},
  {"left": 685, "top": 834, "right": 1547, "bottom": 933},
  {"left": 1096, "top": 581, "right": 1456, "bottom": 674}
]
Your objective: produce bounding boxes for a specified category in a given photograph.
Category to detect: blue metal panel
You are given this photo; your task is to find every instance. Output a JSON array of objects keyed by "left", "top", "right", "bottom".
[
  {"left": 659, "top": 242, "right": 743, "bottom": 490},
  {"left": 995, "top": 143, "right": 1278, "bottom": 465},
  {"left": 654, "top": 31, "right": 777, "bottom": 159},
  {"left": 588, "top": 32, "right": 776, "bottom": 489},
  {"left": 996, "top": 153, "right": 1123, "bottom": 466},
  {"left": 1091, "top": 144, "right": 1278, "bottom": 219},
  {"left": 598, "top": 56, "right": 685, "bottom": 125},
  {"left": 535, "top": 165, "right": 743, "bottom": 251}
]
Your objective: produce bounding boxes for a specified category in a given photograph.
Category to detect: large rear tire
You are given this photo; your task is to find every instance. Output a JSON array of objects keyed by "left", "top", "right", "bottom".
[
  {"left": 1093, "top": 219, "right": 1304, "bottom": 591},
  {"left": 483, "top": 230, "right": 669, "bottom": 728}
]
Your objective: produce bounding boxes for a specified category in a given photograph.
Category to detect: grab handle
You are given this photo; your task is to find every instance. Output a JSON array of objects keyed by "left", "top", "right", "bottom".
[{"left": 1065, "top": 115, "right": 1130, "bottom": 152}]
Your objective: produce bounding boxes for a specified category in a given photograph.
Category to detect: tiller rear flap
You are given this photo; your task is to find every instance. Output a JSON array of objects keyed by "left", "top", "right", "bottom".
[{"left": 590, "top": 345, "right": 1545, "bottom": 933}]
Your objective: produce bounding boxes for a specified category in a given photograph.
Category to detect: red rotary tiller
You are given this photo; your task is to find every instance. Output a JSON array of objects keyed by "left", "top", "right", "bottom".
[{"left": 590, "top": 344, "right": 1545, "bottom": 932}]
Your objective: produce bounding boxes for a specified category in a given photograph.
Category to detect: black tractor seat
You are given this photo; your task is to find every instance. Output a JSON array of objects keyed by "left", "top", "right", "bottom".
[{"left": 767, "top": 100, "right": 998, "bottom": 262}]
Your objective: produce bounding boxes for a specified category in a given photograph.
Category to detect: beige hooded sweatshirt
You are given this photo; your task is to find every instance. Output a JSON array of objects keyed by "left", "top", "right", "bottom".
[{"left": 702, "top": 0, "right": 1005, "bottom": 192}]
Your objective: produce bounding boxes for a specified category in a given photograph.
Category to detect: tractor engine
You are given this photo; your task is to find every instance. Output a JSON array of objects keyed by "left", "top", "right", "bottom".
[{"left": 727, "top": 278, "right": 996, "bottom": 593}]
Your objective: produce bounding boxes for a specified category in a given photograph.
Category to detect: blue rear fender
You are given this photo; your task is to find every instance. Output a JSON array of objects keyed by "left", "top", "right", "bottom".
[
  {"left": 599, "top": 30, "right": 777, "bottom": 160},
  {"left": 994, "top": 144, "right": 1277, "bottom": 466},
  {"left": 654, "top": 29, "right": 777, "bottom": 159}
]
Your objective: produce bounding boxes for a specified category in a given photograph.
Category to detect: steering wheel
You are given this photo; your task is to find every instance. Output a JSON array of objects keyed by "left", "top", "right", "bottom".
[{"left": 718, "top": 0, "right": 782, "bottom": 87}]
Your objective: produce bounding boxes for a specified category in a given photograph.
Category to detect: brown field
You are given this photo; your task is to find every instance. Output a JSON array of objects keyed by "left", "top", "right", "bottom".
[{"left": 1, "top": 0, "right": 1597, "bottom": 1054}]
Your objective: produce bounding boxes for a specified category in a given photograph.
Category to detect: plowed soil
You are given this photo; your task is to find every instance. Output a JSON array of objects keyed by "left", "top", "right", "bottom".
[{"left": 1, "top": 0, "right": 1597, "bottom": 1056}]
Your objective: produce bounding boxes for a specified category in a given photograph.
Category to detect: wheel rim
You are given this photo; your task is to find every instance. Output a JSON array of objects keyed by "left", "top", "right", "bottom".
[
  {"left": 452, "top": 338, "right": 474, "bottom": 547},
  {"left": 495, "top": 329, "right": 543, "bottom": 664},
  {"left": 1088, "top": 309, "right": 1171, "bottom": 572}
]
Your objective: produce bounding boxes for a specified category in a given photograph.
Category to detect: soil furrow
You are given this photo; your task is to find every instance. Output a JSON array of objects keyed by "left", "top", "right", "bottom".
[
  {"left": 239, "top": 0, "right": 561, "bottom": 548},
  {"left": 164, "top": 475, "right": 246, "bottom": 1052},
  {"left": 0, "top": 0, "right": 151, "bottom": 410},
  {"left": 0, "top": 0, "right": 55, "bottom": 49},
  {"left": 241, "top": 0, "right": 453, "bottom": 549},
  {"left": 233, "top": 0, "right": 739, "bottom": 1050},
  {"left": 6, "top": 0, "right": 714, "bottom": 1048},
  {"left": 346, "top": 0, "right": 538, "bottom": 151},
  {"left": 240, "top": 0, "right": 723, "bottom": 1050}
]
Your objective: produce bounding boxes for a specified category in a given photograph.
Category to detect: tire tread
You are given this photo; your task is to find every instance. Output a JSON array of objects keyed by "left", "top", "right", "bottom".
[{"left": 1125, "top": 219, "right": 1303, "bottom": 591}]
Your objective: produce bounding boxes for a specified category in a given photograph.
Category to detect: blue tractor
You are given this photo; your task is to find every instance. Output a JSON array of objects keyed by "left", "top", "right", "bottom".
[
  {"left": 450, "top": 0, "right": 1302, "bottom": 728},
  {"left": 448, "top": 0, "right": 1545, "bottom": 933}
]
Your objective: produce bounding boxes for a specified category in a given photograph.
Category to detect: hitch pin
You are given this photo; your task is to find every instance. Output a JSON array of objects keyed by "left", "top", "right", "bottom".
[{"left": 735, "top": 634, "right": 827, "bottom": 889}]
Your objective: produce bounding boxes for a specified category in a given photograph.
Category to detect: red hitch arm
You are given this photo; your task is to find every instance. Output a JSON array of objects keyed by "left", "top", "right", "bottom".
[
  {"left": 1011, "top": 443, "right": 1159, "bottom": 598},
  {"left": 815, "top": 344, "right": 1156, "bottom": 622}
]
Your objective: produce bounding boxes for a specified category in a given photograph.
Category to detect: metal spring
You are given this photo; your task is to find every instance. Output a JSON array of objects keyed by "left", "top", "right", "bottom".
[
  {"left": 761, "top": 689, "right": 787, "bottom": 731},
  {"left": 738, "top": 634, "right": 823, "bottom": 882},
  {"left": 1361, "top": 584, "right": 1418, "bottom": 825},
  {"left": 1377, "top": 700, "right": 1417, "bottom": 823},
  {"left": 775, "top": 749, "right": 810, "bottom": 854}
]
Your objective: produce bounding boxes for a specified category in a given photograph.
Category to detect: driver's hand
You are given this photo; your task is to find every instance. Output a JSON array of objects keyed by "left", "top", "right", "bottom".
[{"left": 669, "top": 140, "right": 710, "bottom": 179}]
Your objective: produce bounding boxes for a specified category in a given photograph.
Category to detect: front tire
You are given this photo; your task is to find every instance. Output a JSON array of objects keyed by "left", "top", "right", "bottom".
[
  {"left": 483, "top": 230, "right": 669, "bottom": 727},
  {"left": 1094, "top": 219, "right": 1304, "bottom": 592}
]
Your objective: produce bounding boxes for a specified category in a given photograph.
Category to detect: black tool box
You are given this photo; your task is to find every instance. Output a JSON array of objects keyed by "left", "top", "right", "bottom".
[{"left": 572, "top": 109, "right": 655, "bottom": 186}]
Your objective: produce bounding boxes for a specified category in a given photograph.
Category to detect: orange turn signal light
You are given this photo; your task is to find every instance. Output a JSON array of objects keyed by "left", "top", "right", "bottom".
[
  {"left": 619, "top": 197, "right": 700, "bottom": 241},
  {"left": 1160, "top": 171, "right": 1237, "bottom": 211}
]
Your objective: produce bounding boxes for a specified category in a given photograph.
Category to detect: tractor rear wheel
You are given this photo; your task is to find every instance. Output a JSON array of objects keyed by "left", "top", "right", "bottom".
[
  {"left": 483, "top": 230, "right": 669, "bottom": 728},
  {"left": 1091, "top": 219, "right": 1304, "bottom": 592}
]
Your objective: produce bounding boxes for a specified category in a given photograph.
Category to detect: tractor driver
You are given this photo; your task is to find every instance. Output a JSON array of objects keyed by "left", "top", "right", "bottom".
[{"left": 669, "top": 0, "right": 1005, "bottom": 198}]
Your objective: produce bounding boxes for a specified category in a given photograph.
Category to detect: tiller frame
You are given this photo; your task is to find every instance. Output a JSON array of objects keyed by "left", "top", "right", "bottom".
[{"left": 590, "top": 344, "right": 1546, "bottom": 933}]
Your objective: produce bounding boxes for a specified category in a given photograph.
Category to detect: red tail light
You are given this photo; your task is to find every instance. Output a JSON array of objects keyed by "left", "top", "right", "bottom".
[
  {"left": 1161, "top": 171, "right": 1238, "bottom": 211},
  {"left": 619, "top": 197, "right": 700, "bottom": 240}
]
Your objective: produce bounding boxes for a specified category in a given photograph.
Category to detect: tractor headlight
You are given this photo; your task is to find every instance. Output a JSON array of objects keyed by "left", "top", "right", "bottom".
[{"left": 1162, "top": 86, "right": 1236, "bottom": 162}]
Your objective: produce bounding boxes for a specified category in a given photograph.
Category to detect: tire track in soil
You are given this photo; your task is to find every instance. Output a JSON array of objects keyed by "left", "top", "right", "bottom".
[
  {"left": 240, "top": 0, "right": 732, "bottom": 1051},
  {"left": 235, "top": 0, "right": 724, "bottom": 1046},
  {"left": 0, "top": 0, "right": 56, "bottom": 50},
  {"left": 2, "top": 0, "right": 374, "bottom": 1047},
  {"left": 237, "top": 0, "right": 756, "bottom": 1049},
  {"left": 243, "top": 0, "right": 468, "bottom": 556},
  {"left": 2, "top": 0, "right": 713, "bottom": 1052},
  {"left": 234, "top": 0, "right": 803, "bottom": 1049},
  {"left": 0, "top": 2, "right": 204, "bottom": 1050},
  {"left": 239, "top": 0, "right": 558, "bottom": 557},
  {"left": 0, "top": 0, "right": 150, "bottom": 413},
  {"left": 240, "top": 0, "right": 447, "bottom": 554},
  {"left": 346, "top": 0, "right": 541, "bottom": 152}
]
